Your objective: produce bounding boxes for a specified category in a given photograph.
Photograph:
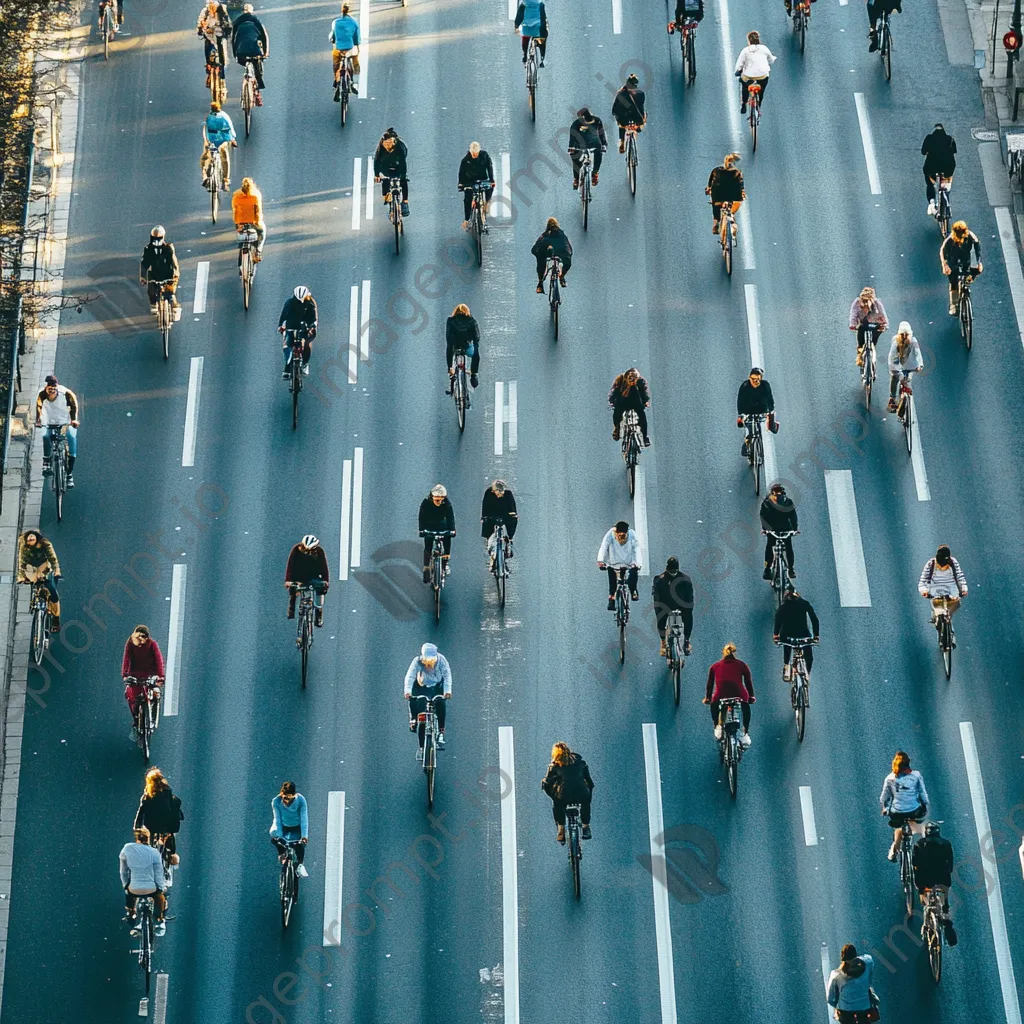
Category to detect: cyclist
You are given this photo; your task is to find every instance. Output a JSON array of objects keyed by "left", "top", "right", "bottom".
[
  {"left": 652, "top": 556, "right": 693, "bottom": 657},
  {"left": 122, "top": 625, "right": 165, "bottom": 740},
  {"left": 913, "top": 822, "right": 958, "bottom": 945},
  {"left": 940, "top": 220, "right": 982, "bottom": 316},
  {"left": 374, "top": 128, "right": 410, "bottom": 217},
  {"left": 784, "top": 0, "right": 816, "bottom": 14},
  {"left": 16, "top": 530, "right": 61, "bottom": 633},
  {"left": 200, "top": 101, "right": 237, "bottom": 191},
  {"left": 867, "top": 0, "right": 902, "bottom": 53},
  {"left": 197, "top": 1, "right": 232, "bottom": 93},
  {"left": 133, "top": 767, "right": 184, "bottom": 868},
  {"left": 404, "top": 642, "right": 451, "bottom": 749},
  {"left": 445, "top": 303, "right": 481, "bottom": 393},
  {"left": 668, "top": 0, "right": 704, "bottom": 33},
  {"left": 919, "top": 544, "right": 967, "bottom": 627},
  {"left": 231, "top": 3, "right": 269, "bottom": 94},
  {"left": 597, "top": 520, "right": 642, "bottom": 609},
  {"left": 826, "top": 944, "right": 876, "bottom": 1023},
  {"left": 36, "top": 374, "right": 79, "bottom": 484},
  {"left": 119, "top": 827, "right": 167, "bottom": 936},
  {"left": 706, "top": 152, "right": 745, "bottom": 236},
  {"left": 734, "top": 30, "right": 775, "bottom": 114},
  {"left": 880, "top": 750, "right": 929, "bottom": 861},
  {"left": 270, "top": 781, "right": 309, "bottom": 877},
  {"left": 278, "top": 285, "right": 318, "bottom": 378},
  {"left": 608, "top": 367, "right": 651, "bottom": 447},
  {"left": 232, "top": 176, "right": 266, "bottom": 262},
  {"left": 330, "top": 2, "right": 361, "bottom": 99},
  {"left": 531, "top": 216, "right": 572, "bottom": 293},
  {"left": 139, "top": 226, "right": 181, "bottom": 314},
  {"left": 848, "top": 286, "right": 889, "bottom": 368},
  {"left": 514, "top": 0, "right": 548, "bottom": 66},
  {"left": 457, "top": 142, "right": 495, "bottom": 231},
  {"left": 541, "top": 742, "right": 594, "bottom": 843},
  {"left": 736, "top": 366, "right": 776, "bottom": 457},
  {"left": 419, "top": 484, "right": 456, "bottom": 584},
  {"left": 922, "top": 123, "right": 956, "bottom": 216},
  {"left": 773, "top": 589, "right": 819, "bottom": 681},
  {"left": 481, "top": 479, "right": 518, "bottom": 563},
  {"left": 703, "top": 642, "right": 755, "bottom": 746},
  {"left": 568, "top": 107, "right": 607, "bottom": 190},
  {"left": 284, "top": 535, "right": 330, "bottom": 627},
  {"left": 760, "top": 482, "right": 797, "bottom": 580},
  {"left": 611, "top": 73, "right": 646, "bottom": 153},
  {"left": 98, "top": 0, "right": 123, "bottom": 32},
  {"left": 886, "top": 321, "right": 922, "bottom": 413}
]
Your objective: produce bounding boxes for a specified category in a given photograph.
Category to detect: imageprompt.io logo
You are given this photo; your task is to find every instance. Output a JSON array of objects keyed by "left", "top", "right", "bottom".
[
  {"left": 637, "top": 824, "right": 729, "bottom": 905},
  {"left": 352, "top": 541, "right": 437, "bottom": 621}
]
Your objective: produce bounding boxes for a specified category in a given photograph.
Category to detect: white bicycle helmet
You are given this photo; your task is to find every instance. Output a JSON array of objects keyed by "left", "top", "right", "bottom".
[
  {"left": 151, "top": 225, "right": 166, "bottom": 239},
  {"left": 300, "top": 534, "right": 320, "bottom": 550},
  {"left": 293, "top": 286, "right": 310, "bottom": 301}
]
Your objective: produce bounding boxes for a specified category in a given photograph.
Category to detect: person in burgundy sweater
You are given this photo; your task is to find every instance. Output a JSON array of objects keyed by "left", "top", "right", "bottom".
[
  {"left": 702, "top": 642, "right": 756, "bottom": 747},
  {"left": 122, "top": 625, "right": 165, "bottom": 728},
  {"left": 284, "top": 534, "right": 330, "bottom": 626}
]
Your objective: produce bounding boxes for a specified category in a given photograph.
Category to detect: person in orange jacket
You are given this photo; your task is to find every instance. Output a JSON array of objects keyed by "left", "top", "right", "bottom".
[{"left": 231, "top": 176, "right": 266, "bottom": 261}]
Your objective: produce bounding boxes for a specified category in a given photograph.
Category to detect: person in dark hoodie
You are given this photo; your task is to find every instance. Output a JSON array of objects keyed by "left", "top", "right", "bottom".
[
  {"left": 826, "top": 944, "right": 876, "bottom": 1023},
  {"left": 231, "top": 3, "right": 269, "bottom": 91},
  {"left": 567, "top": 107, "right": 607, "bottom": 189},
  {"left": 457, "top": 142, "right": 495, "bottom": 230},
  {"left": 736, "top": 366, "right": 776, "bottom": 457},
  {"left": 760, "top": 483, "right": 798, "bottom": 580},
  {"left": 419, "top": 484, "right": 456, "bottom": 583},
  {"left": 373, "top": 128, "right": 409, "bottom": 216},
  {"left": 445, "top": 304, "right": 481, "bottom": 391},
  {"left": 921, "top": 123, "right": 957, "bottom": 216},
  {"left": 913, "top": 821, "right": 958, "bottom": 946},
  {"left": 652, "top": 556, "right": 693, "bottom": 657},
  {"left": 134, "top": 767, "right": 184, "bottom": 866},
  {"left": 531, "top": 216, "right": 572, "bottom": 292}
]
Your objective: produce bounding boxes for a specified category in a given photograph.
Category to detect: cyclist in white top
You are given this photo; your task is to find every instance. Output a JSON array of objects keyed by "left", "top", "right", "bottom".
[
  {"left": 597, "top": 520, "right": 642, "bottom": 609},
  {"left": 734, "top": 30, "right": 775, "bottom": 113},
  {"left": 119, "top": 827, "right": 167, "bottom": 935},
  {"left": 879, "top": 750, "right": 929, "bottom": 862},
  {"left": 36, "top": 375, "right": 80, "bottom": 484}
]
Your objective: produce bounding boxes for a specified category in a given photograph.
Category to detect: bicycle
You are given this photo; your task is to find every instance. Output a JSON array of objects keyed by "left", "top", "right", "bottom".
[
  {"left": 238, "top": 225, "right": 259, "bottom": 311},
  {"left": 930, "top": 595, "right": 956, "bottom": 679},
  {"left": 130, "top": 894, "right": 157, "bottom": 994},
  {"left": 47, "top": 425, "right": 69, "bottom": 522},
  {"left": 489, "top": 522, "right": 510, "bottom": 609},
  {"left": 278, "top": 839, "right": 303, "bottom": 929},
  {"left": 150, "top": 279, "right": 176, "bottom": 360},
  {"left": 716, "top": 698, "right": 745, "bottom": 799},
  {"left": 337, "top": 54, "right": 354, "bottom": 128},
  {"left": 673, "top": 18, "right": 698, "bottom": 87},
  {"left": 126, "top": 674, "right": 162, "bottom": 762},
  {"left": 623, "top": 125, "right": 640, "bottom": 197},
  {"left": 386, "top": 175, "right": 405, "bottom": 255},
  {"left": 713, "top": 199, "right": 739, "bottom": 276},
  {"left": 465, "top": 181, "right": 490, "bottom": 265},
  {"left": 621, "top": 409, "right": 643, "bottom": 499},
  {"left": 206, "top": 45, "right": 226, "bottom": 104},
  {"left": 877, "top": 9, "right": 893, "bottom": 81},
  {"left": 743, "top": 413, "right": 766, "bottom": 496},
  {"left": 956, "top": 272, "right": 974, "bottom": 352},
  {"left": 858, "top": 322, "right": 883, "bottom": 408},
  {"left": 99, "top": 0, "right": 117, "bottom": 60},
  {"left": 545, "top": 255, "right": 562, "bottom": 341},
  {"left": 932, "top": 173, "right": 952, "bottom": 237},
  {"left": 747, "top": 81, "right": 763, "bottom": 151},
  {"left": 203, "top": 142, "right": 225, "bottom": 223},
  {"left": 283, "top": 328, "right": 307, "bottom": 430},
  {"left": 776, "top": 637, "right": 815, "bottom": 742},
  {"left": 239, "top": 58, "right": 261, "bottom": 138},
  {"left": 26, "top": 577, "right": 54, "bottom": 666},
  {"left": 524, "top": 37, "right": 539, "bottom": 122},
  {"left": 564, "top": 803, "right": 584, "bottom": 899},
  {"left": 792, "top": 0, "right": 810, "bottom": 53},
  {"left": 664, "top": 609, "right": 686, "bottom": 706},
  {"left": 894, "top": 370, "right": 914, "bottom": 455},
  {"left": 764, "top": 529, "right": 798, "bottom": 610},
  {"left": 423, "top": 530, "right": 451, "bottom": 623},
  {"left": 890, "top": 817, "right": 917, "bottom": 916},
  {"left": 416, "top": 694, "right": 444, "bottom": 809},
  {"left": 151, "top": 833, "right": 177, "bottom": 892},
  {"left": 575, "top": 148, "right": 594, "bottom": 231},
  {"left": 291, "top": 582, "right": 317, "bottom": 688},
  {"left": 605, "top": 563, "right": 634, "bottom": 664},
  {"left": 921, "top": 887, "right": 946, "bottom": 982},
  {"left": 448, "top": 351, "right": 469, "bottom": 433}
]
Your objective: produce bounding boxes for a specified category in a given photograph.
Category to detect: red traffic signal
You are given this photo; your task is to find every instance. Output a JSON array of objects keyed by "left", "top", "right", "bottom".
[{"left": 1005, "top": 30, "right": 1022, "bottom": 51}]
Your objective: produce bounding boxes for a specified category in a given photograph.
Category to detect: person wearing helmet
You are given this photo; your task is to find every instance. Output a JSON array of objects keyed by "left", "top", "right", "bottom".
[
  {"left": 567, "top": 107, "right": 607, "bottom": 190},
  {"left": 651, "top": 556, "right": 693, "bottom": 657},
  {"left": 200, "top": 100, "right": 237, "bottom": 191},
  {"left": 913, "top": 821, "right": 957, "bottom": 945},
  {"left": 921, "top": 123, "right": 956, "bottom": 216},
  {"left": 284, "top": 535, "right": 330, "bottom": 626},
  {"left": 373, "top": 128, "right": 410, "bottom": 217},
  {"left": 760, "top": 482, "right": 797, "bottom": 580},
  {"left": 329, "top": 2, "right": 361, "bottom": 99},
  {"left": 231, "top": 3, "right": 269, "bottom": 93},
  {"left": 197, "top": 1, "right": 232, "bottom": 94},
  {"left": 940, "top": 220, "right": 982, "bottom": 316},
  {"left": 404, "top": 642, "right": 452, "bottom": 749},
  {"left": 278, "top": 286, "right": 319, "bottom": 378},
  {"left": 139, "top": 227, "right": 181, "bottom": 314},
  {"left": 611, "top": 74, "right": 646, "bottom": 153},
  {"left": 736, "top": 367, "right": 776, "bottom": 457},
  {"left": 418, "top": 484, "right": 455, "bottom": 584}
]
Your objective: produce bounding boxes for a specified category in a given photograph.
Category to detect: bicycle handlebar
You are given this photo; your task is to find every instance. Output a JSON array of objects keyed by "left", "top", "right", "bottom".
[
  {"left": 421, "top": 529, "right": 453, "bottom": 536},
  {"left": 124, "top": 675, "right": 163, "bottom": 685},
  {"left": 762, "top": 530, "right": 799, "bottom": 538},
  {"left": 773, "top": 638, "right": 817, "bottom": 646}
]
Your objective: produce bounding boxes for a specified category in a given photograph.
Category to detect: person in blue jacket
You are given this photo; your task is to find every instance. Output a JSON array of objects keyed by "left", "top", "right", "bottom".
[
  {"left": 514, "top": 0, "right": 548, "bottom": 66},
  {"left": 200, "top": 101, "right": 237, "bottom": 190},
  {"left": 270, "top": 781, "right": 310, "bottom": 877},
  {"left": 330, "top": 2, "right": 361, "bottom": 99}
]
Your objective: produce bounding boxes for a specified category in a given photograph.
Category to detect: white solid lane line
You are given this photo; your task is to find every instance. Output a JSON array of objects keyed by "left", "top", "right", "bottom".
[
  {"left": 192, "top": 261, "right": 209, "bottom": 315},
  {"left": 323, "top": 791, "right": 346, "bottom": 947},
  {"left": 823, "top": 470, "right": 871, "bottom": 607},
  {"left": 351, "top": 447, "right": 364, "bottom": 569},
  {"left": 642, "top": 723, "right": 678, "bottom": 1024},
  {"left": 359, "top": 279, "right": 371, "bottom": 362},
  {"left": 365, "top": 153, "right": 374, "bottom": 221},
  {"left": 507, "top": 380, "right": 518, "bottom": 451},
  {"left": 635, "top": 466, "right": 650, "bottom": 578},
  {"left": 152, "top": 972, "right": 169, "bottom": 1024},
  {"left": 960, "top": 722, "right": 1024, "bottom": 1024},
  {"left": 348, "top": 284, "right": 359, "bottom": 384},
  {"left": 743, "top": 285, "right": 776, "bottom": 484},
  {"left": 181, "top": 356, "right": 203, "bottom": 468},
  {"left": 498, "top": 726, "right": 520, "bottom": 1024},
  {"left": 164, "top": 564, "right": 186, "bottom": 717},
  {"left": 340, "top": 458, "right": 353, "bottom": 581},
  {"left": 612, "top": 0, "right": 622, "bottom": 33},
  {"left": 909, "top": 402, "right": 930, "bottom": 501},
  {"left": 492, "top": 152, "right": 512, "bottom": 219},
  {"left": 995, "top": 207, "right": 1024, "bottom": 349},
  {"left": 853, "top": 93, "right": 882, "bottom": 195},
  {"left": 798, "top": 786, "right": 818, "bottom": 847},
  {"left": 507, "top": 0, "right": 515, "bottom": 20},
  {"left": 357, "top": 0, "right": 369, "bottom": 97},
  {"left": 351, "top": 157, "right": 362, "bottom": 231},
  {"left": 494, "top": 381, "right": 504, "bottom": 456}
]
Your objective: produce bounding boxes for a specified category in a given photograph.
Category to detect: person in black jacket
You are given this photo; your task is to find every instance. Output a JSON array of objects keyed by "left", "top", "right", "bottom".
[
  {"left": 568, "top": 107, "right": 608, "bottom": 189},
  {"left": 913, "top": 821, "right": 957, "bottom": 945},
  {"left": 652, "top": 556, "right": 693, "bottom": 657},
  {"left": 611, "top": 74, "right": 646, "bottom": 152},
  {"left": 374, "top": 128, "right": 409, "bottom": 216},
  {"left": 445, "top": 304, "right": 480, "bottom": 394},
  {"left": 457, "top": 142, "right": 495, "bottom": 230},
  {"left": 669, "top": 0, "right": 704, "bottom": 31},
  {"left": 284, "top": 534, "right": 330, "bottom": 624},
  {"left": 773, "top": 588, "right": 818, "bottom": 678},
  {"left": 921, "top": 123, "right": 957, "bottom": 215},
  {"left": 608, "top": 368, "right": 651, "bottom": 446},
  {"left": 139, "top": 226, "right": 181, "bottom": 310},
  {"left": 134, "top": 768, "right": 184, "bottom": 864},
  {"left": 278, "top": 285, "right": 318, "bottom": 377},
  {"left": 706, "top": 152, "right": 745, "bottom": 233},
  {"left": 541, "top": 742, "right": 594, "bottom": 843},
  {"left": 481, "top": 479, "right": 517, "bottom": 559},
  {"left": 736, "top": 367, "right": 775, "bottom": 457},
  {"left": 419, "top": 484, "right": 455, "bottom": 583},
  {"left": 231, "top": 3, "right": 268, "bottom": 90},
  {"left": 531, "top": 216, "right": 572, "bottom": 292},
  {"left": 760, "top": 483, "right": 798, "bottom": 579}
]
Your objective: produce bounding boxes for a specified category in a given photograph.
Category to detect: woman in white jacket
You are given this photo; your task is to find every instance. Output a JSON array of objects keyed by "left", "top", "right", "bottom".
[
  {"left": 734, "top": 31, "right": 776, "bottom": 113},
  {"left": 886, "top": 320, "right": 922, "bottom": 412},
  {"left": 879, "top": 750, "right": 930, "bottom": 863}
]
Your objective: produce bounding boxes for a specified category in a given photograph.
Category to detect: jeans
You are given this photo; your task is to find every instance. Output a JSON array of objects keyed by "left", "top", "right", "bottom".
[
  {"left": 551, "top": 797, "right": 591, "bottom": 827},
  {"left": 409, "top": 684, "right": 446, "bottom": 738},
  {"left": 606, "top": 565, "right": 638, "bottom": 597},
  {"left": 42, "top": 425, "right": 77, "bottom": 459},
  {"left": 710, "top": 700, "right": 751, "bottom": 731},
  {"left": 463, "top": 186, "right": 493, "bottom": 221},
  {"left": 271, "top": 828, "right": 306, "bottom": 864}
]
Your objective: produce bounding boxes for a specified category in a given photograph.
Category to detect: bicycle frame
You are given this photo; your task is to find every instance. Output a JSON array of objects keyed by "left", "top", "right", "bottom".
[
  {"left": 765, "top": 530, "right": 797, "bottom": 603},
  {"left": 546, "top": 255, "right": 562, "bottom": 339},
  {"left": 565, "top": 803, "right": 583, "bottom": 897},
  {"left": 613, "top": 566, "right": 631, "bottom": 624}
]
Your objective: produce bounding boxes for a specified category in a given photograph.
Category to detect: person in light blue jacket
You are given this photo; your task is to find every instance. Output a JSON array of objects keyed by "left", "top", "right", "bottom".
[
  {"left": 270, "top": 781, "right": 310, "bottom": 877},
  {"left": 879, "top": 749, "right": 929, "bottom": 863},
  {"left": 200, "top": 100, "right": 237, "bottom": 190},
  {"left": 514, "top": 0, "right": 548, "bottom": 65},
  {"left": 886, "top": 320, "right": 922, "bottom": 412},
  {"left": 404, "top": 643, "right": 452, "bottom": 749},
  {"left": 826, "top": 945, "right": 876, "bottom": 1023},
  {"left": 330, "top": 2, "right": 361, "bottom": 97}
]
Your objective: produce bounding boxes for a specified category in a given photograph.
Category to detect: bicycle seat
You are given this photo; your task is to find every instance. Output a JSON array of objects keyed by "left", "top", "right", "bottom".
[{"left": 748, "top": 84, "right": 762, "bottom": 95}]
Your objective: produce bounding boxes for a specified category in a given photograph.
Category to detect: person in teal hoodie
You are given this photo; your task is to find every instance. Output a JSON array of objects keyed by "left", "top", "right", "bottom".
[
  {"left": 514, "top": 0, "right": 548, "bottom": 65},
  {"left": 270, "top": 781, "right": 310, "bottom": 877}
]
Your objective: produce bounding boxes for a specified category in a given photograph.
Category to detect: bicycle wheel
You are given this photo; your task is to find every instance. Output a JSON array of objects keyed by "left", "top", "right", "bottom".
[
  {"left": 627, "top": 452, "right": 636, "bottom": 499},
  {"left": 882, "top": 26, "right": 892, "bottom": 81},
  {"left": 141, "top": 910, "right": 153, "bottom": 994},
  {"left": 31, "top": 606, "right": 45, "bottom": 666},
  {"left": 241, "top": 251, "right": 252, "bottom": 311},
  {"left": 151, "top": 690, "right": 161, "bottom": 732},
  {"left": 103, "top": 9, "right": 111, "bottom": 60},
  {"left": 211, "top": 183, "right": 219, "bottom": 224},
  {"left": 685, "top": 31, "right": 696, "bottom": 86},
  {"left": 425, "top": 733, "right": 435, "bottom": 809},
  {"left": 961, "top": 295, "right": 973, "bottom": 351},
  {"left": 798, "top": 9, "right": 806, "bottom": 53},
  {"left": 141, "top": 700, "right": 152, "bottom": 762},
  {"left": 903, "top": 397, "right": 913, "bottom": 455},
  {"left": 53, "top": 452, "right": 64, "bottom": 522},
  {"left": 474, "top": 208, "right": 484, "bottom": 266},
  {"left": 753, "top": 436, "right": 763, "bottom": 496},
  {"left": 571, "top": 831, "right": 582, "bottom": 899},
  {"left": 281, "top": 861, "right": 295, "bottom": 929},
  {"left": 394, "top": 206, "right": 402, "bottom": 255},
  {"left": 671, "top": 644, "right": 681, "bottom": 707},
  {"left": 775, "top": 565, "right": 787, "bottom": 611},
  {"left": 937, "top": 198, "right": 950, "bottom": 239},
  {"left": 160, "top": 300, "right": 170, "bottom": 360},
  {"left": 903, "top": 863, "right": 914, "bottom": 918},
  {"left": 618, "top": 604, "right": 626, "bottom": 664},
  {"left": 581, "top": 179, "right": 590, "bottom": 232},
  {"left": 724, "top": 219, "right": 733, "bottom": 276},
  {"left": 727, "top": 740, "right": 738, "bottom": 798},
  {"left": 941, "top": 619, "right": 952, "bottom": 680},
  {"left": 300, "top": 615, "right": 310, "bottom": 689},
  {"left": 864, "top": 369, "right": 872, "bottom": 409},
  {"left": 456, "top": 373, "right": 466, "bottom": 433},
  {"left": 627, "top": 143, "right": 637, "bottom": 197},
  {"left": 292, "top": 360, "right": 300, "bottom": 430},
  {"left": 495, "top": 546, "right": 506, "bottom": 609},
  {"left": 550, "top": 282, "right": 559, "bottom": 341},
  {"left": 243, "top": 84, "right": 252, "bottom": 138},
  {"left": 794, "top": 674, "right": 806, "bottom": 743},
  {"left": 928, "top": 921, "right": 942, "bottom": 983}
]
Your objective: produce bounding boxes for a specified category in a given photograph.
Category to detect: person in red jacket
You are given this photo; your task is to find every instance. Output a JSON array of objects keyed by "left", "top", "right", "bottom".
[
  {"left": 702, "top": 641, "right": 755, "bottom": 747},
  {"left": 285, "top": 534, "right": 330, "bottom": 626},
  {"left": 122, "top": 625, "right": 165, "bottom": 729}
]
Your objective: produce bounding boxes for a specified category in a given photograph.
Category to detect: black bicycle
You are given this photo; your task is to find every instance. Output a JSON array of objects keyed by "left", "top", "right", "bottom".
[
  {"left": 576, "top": 148, "right": 595, "bottom": 231},
  {"left": 889, "top": 816, "right": 917, "bottom": 916},
  {"left": 337, "top": 53, "right": 354, "bottom": 127},
  {"left": 922, "top": 887, "right": 946, "bottom": 982},
  {"left": 546, "top": 255, "right": 562, "bottom": 340},
  {"left": 743, "top": 413, "right": 766, "bottom": 495},
  {"left": 664, "top": 609, "right": 686, "bottom": 706},
  {"left": 747, "top": 80, "right": 763, "bottom": 151},
  {"left": 423, "top": 530, "right": 451, "bottom": 623},
  {"left": 126, "top": 674, "right": 162, "bottom": 762},
  {"left": 524, "top": 36, "right": 539, "bottom": 121},
  {"left": 930, "top": 595, "right": 955, "bottom": 679},
  {"left": 291, "top": 583, "right": 317, "bottom": 688},
  {"left": 717, "top": 698, "right": 745, "bottom": 799},
  {"left": 27, "top": 576, "right": 54, "bottom": 666},
  {"left": 565, "top": 803, "right": 583, "bottom": 899},
  {"left": 621, "top": 409, "right": 643, "bottom": 498},
  {"left": 895, "top": 369, "right": 915, "bottom": 455},
  {"left": 151, "top": 279, "right": 176, "bottom": 360},
  {"left": 448, "top": 351, "right": 469, "bottom": 433},
  {"left": 792, "top": 0, "right": 810, "bottom": 53},
  {"left": 606, "top": 564, "right": 634, "bottom": 664},
  {"left": 489, "top": 522, "right": 509, "bottom": 609},
  {"left": 674, "top": 18, "right": 698, "bottom": 87},
  {"left": 957, "top": 272, "right": 975, "bottom": 352},
  {"left": 47, "top": 425, "right": 69, "bottom": 521},
  {"left": 416, "top": 694, "right": 444, "bottom": 809},
  {"left": 623, "top": 125, "right": 640, "bottom": 197},
  {"left": 386, "top": 175, "right": 405, "bottom": 255},
  {"left": 283, "top": 328, "right": 308, "bottom": 430},
  {"left": 278, "top": 839, "right": 303, "bottom": 929},
  {"left": 764, "top": 529, "right": 798, "bottom": 610},
  {"left": 858, "top": 322, "right": 883, "bottom": 408},
  {"left": 130, "top": 894, "right": 158, "bottom": 994},
  {"left": 238, "top": 224, "right": 259, "bottom": 311},
  {"left": 776, "top": 638, "right": 816, "bottom": 742},
  {"left": 878, "top": 9, "right": 893, "bottom": 81},
  {"left": 465, "top": 181, "right": 490, "bottom": 265},
  {"left": 932, "top": 173, "right": 952, "bottom": 237}
]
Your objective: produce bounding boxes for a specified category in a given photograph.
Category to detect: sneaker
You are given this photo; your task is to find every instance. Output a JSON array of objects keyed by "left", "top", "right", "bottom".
[
  {"left": 314, "top": 608, "right": 323, "bottom": 627},
  {"left": 712, "top": 221, "right": 720, "bottom": 235},
  {"left": 592, "top": 172, "right": 599, "bottom": 187},
  {"left": 714, "top": 725, "right": 723, "bottom": 741},
  {"left": 556, "top": 825, "right": 566, "bottom": 844},
  {"left": 618, "top": 141, "right": 625, "bottom": 154},
  {"left": 351, "top": 84, "right": 358, "bottom": 95},
  {"left": 128, "top": 726, "right": 138, "bottom": 741},
  {"left": 612, "top": 429, "right": 620, "bottom": 441},
  {"left": 659, "top": 641, "right": 667, "bottom": 657},
  {"left": 607, "top": 598, "right": 615, "bottom": 611},
  {"left": 437, "top": 732, "right": 445, "bottom": 748},
  {"left": 42, "top": 458, "right": 51, "bottom": 475},
  {"left": 855, "top": 349, "right": 864, "bottom": 367},
  {"left": 631, "top": 590, "right": 639, "bottom": 602},
  {"left": 762, "top": 565, "right": 773, "bottom": 581},
  {"left": 521, "top": 55, "right": 527, "bottom": 64},
  {"left": 740, "top": 103, "right": 747, "bottom": 114},
  {"left": 296, "top": 864, "right": 309, "bottom": 879},
  {"left": 461, "top": 221, "right": 469, "bottom": 231},
  {"left": 282, "top": 369, "right": 290, "bottom": 379},
  {"left": 643, "top": 436, "right": 651, "bottom": 447},
  {"left": 255, "top": 92, "right": 263, "bottom": 106},
  {"left": 536, "top": 283, "right": 544, "bottom": 294},
  {"left": 948, "top": 303, "right": 957, "bottom": 315},
  {"left": 559, "top": 275, "right": 567, "bottom": 287},
  {"left": 539, "top": 59, "right": 545, "bottom": 67},
  {"left": 741, "top": 439, "right": 750, "bottom": 458},
  {"left": 129, "top": 919, "right": 142, "bottom": 936},
  {"left": 154, "top": 921, "right": 167, "bottom": 937},
  {"left": 887, "top": 398, "right": 897, "bottom": 412},
  {"left": 67, "top": 474, "right": 74, "bottom": 488},
  {"left": 409, "top": 719, "right": 417, "bottom": 732},
  {"left": 927, "top": 200, "right": 936, "bottom": 217},
  {"left": 683, "top": 640, "right": 692, "bottom": 657},
  {"left": 422, "top": 569, "right": 430, "bottom": 584},
  {"left": 572, "top": 178, "right": 579, "bottom": 190},
  {"left": 443, "top": 563, "right": 450, "bottom": 577},
  {"left": 470, "top": 373, "right": 479, "bottom": 388},
  {"left": 302, "top": 364, "right": 310, "bottom": 376},
  {"left": 582, "top": 825, "right": 592, "bottom": 840},
  {"left": 887, "top": 844, "right": 898, "bottom": 863},
  {"left": 401, "top": 201, "right": 410, "bottom": 217},
  {"left": 783, "top": 665, "right": 792, "bottom": 682},
  {"left": 740, "top": 732, "right": 752, "bottom": 748},
  {"left": 788, "top": 568, "right": 796, "bottom": 580},
  {"left": 868, "top": 31, "right": 879, "bottom": 52}
]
